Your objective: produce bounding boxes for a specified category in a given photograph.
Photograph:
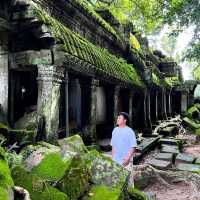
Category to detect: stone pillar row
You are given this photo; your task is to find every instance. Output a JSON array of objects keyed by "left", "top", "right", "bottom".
[{"left": 37, "top": 65, "right": 65, "bottom": 143}]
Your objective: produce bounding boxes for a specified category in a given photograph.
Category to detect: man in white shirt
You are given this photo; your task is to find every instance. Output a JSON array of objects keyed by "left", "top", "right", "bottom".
[{"left": 111, "top": 112, "right": 137, "bottom": 168}]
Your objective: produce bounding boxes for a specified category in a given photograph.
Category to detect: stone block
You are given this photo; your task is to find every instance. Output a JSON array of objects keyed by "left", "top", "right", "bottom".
[
  {"left": 147, "top": 158, "right": 171, "bottom": 170},
  {"left": 155, "top": 153, "right": 173, "bottom": 163},
  {"left": 175, "top": 153, "right": 195, "bottom": 165},
  {"left": 176, "top": 163, "right": 200, "bottom": 173}
]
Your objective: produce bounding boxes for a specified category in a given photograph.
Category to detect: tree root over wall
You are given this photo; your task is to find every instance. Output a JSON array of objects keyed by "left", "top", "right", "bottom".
[{"left": 130, "top": 164, "right": 200, "bottom": 200}]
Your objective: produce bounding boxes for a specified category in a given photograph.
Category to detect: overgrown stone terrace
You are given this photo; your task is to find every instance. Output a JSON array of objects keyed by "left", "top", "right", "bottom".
[{"left": 0, "top": 0, "right": 200, "bottom": 200}]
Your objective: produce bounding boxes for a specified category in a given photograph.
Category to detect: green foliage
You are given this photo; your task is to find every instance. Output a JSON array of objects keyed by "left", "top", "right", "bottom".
[
  {"left": 130, "top": 33, "right": 141, "bottom": 50},
  {"left": 32, "top": 4, "right": 144, "bottom": 87},
  {"left": 164, "top": 0, "right": 200, "bottom": 63},
  {"left": 77, "top": 0, "right": 120, "bottom": 40},
  {"left": 192, "top": 66, "right": 200, "bottom": 81},
  {"left": 93, "top": 0, "right": 165, "bottom": 33}
]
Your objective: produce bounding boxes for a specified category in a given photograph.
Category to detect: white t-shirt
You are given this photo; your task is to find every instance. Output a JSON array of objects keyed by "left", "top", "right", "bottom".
[{"left": 111, "top": 126, "right": 137, "bottom": 165}]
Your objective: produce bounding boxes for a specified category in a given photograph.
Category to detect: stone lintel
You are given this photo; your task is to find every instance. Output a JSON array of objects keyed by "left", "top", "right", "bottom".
[
  {"left": 37, "top": 65, "right": 65, "bottom": 84},
  {"left": 9, "top": 50, "right": 53, "bottom": 68}
]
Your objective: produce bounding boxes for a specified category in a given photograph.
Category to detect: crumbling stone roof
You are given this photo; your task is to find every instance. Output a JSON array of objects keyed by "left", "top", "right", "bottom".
[{"left": 32, "top": 3, "right": 144, "bottom": 87}]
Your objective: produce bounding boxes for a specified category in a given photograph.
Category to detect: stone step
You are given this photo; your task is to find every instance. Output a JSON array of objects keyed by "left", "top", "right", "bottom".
[
  {"left": 161, "top": 145, "right": 179, "bottom": 155},
  {"left": 161, "top": 144, "right": 178, "bottom": 149},
  {"left": 154, "top": 153, "right": 173, "bottom": 163},
  {"left": 147, "top": 158, "right": 171, "bottom": 170},
  {"left": 175, "top": 153, "right": 196, "bottom": 165},
  {"left": 159, "top": 138, "right": 179, "bottom": 146},
  {"left": 176, "top": 163, "right": 200, "bottom": 173},
  {"left": 136, "top": 137, "right": 160, "bottom": 153}
]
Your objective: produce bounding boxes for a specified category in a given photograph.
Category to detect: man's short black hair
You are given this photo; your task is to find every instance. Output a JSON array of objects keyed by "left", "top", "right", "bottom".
[{"left": 118, "top": 112, "right": 129, "bottom": 121}]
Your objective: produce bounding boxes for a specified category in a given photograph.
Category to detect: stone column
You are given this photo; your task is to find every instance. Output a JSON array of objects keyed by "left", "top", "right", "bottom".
[
  {"left": 0, "top": 34, "right": 8, "bottom": 122},
  {"left": 129, "top": 91, "right": 134, "bottom": 127},
  {"left": 88, "top": 78, "right": 99, "bottom": 143},
  {"left": 37, "top": 65, "right": 65, "bottom": 144},
  {"left": 146, "top": 89, "right": 152, "bottom": 130},
  {"left": 168, "top": 90, "right": 172, "bottom": 117},
  {"left": 114, "top": 85, "right": 120, "bottom": 125},
  {"left": 162, "top": 88, "right": 167, "bottom": 120},
  {"left": 143, "top": 89, "right": 147, "bottom": 129},
  {"left": 65, "top": 70, "right": 69, "bottom": 137},
  {"left": 155, "top": 90, "right": 158, "bottom": 121}
]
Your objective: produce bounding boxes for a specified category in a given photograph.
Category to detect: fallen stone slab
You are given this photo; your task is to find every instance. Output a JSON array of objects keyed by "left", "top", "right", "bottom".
[
  {"left": 194, "top": 158, "right": 200, "bottom": 165},
  {"left": 175, "top": 153, "right": 196, "bottom": 165},
  {"left": 161, "top": 144, "right": 178, "bottom": 149},
  {"left": 155, "top": 153, "right": 173, "bottom": 163},
  {"left": 159, "top": 138, "right": 180, "bottom": 146},
  {"left": 136, "top": 137, "right": 160, "bottom": 154},
  {"left": 182, "top": 117, "right": 200, "bottom": 136},
  {"left": 159, "top": 126, "right": 178, "bottom": 136},
  {"left": 176, "top": 163, "right": 200, "bottom": 173},
  {"left": 147, "top": 158, "right": 171, "bottom": 170},
  {"left": 161, "top": 145, "right": 179, "bottom": 155}
]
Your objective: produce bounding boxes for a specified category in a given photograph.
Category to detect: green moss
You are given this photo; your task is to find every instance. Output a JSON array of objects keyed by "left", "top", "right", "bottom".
[
  {"left": 187, "top": 106, "right": 199, "bottom": 119},
  {"left": 83, "top": 150, "right": 129, "bottom": 189},
  {"left": 74, "top": 0, "right": 120, "bottom": 40},
  {"left": 152, "top": 72, "right": 161, "bottom": 86},
  {"left": 31, "top": 153, "right": 69, "bottom": 182},
  {"left": 57, "top": 155, "right": 91, "bottom": 200},
  {"left": 164, "top": 76, "right": 180, "bottom": 86},
  {"left": 30, "top": 4, "right": 144, "bottom": 87},
  {"left": 58, "top": 134, "right": 88, "bottom": 154},
  {"left": 127, "top": 186, "right": 148, "bottom": 200},
  {"left": 0, "top": 147, "right": 5, "bottom": 159},
  {"left": 0, "top": 158, "right": 14, "bottom": 189},
  {"left": 85, "top": 185, "right": 122, "bottom": 200},
  {"left": 0, "top": 187, "right": 9, "bottom": 200},
  {"left": 183, "top": 117, "right": 200, "bottom": 132},
  {"left": 12, "top": 166, "right": 69, "bottom": 200}
]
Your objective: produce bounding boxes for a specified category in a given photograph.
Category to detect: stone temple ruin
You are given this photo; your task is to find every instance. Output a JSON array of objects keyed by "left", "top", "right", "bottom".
[
  {"left": 0, "top": 0, "right": 195, "bottom": 144},
  {"left": 1, "top": 1, "right": 200, "bottom": 200}
]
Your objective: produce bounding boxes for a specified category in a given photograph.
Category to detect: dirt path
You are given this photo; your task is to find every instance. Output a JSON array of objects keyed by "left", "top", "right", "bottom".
[
  {"left": 184, "top": 142, "right": 200, "bottom": 157},
  {"left": 143, "top": 181, "right": 193, "bottom": 200}
]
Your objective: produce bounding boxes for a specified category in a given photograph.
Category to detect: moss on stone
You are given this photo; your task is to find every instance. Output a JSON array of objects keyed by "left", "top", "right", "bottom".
[
  {"left": 0, "top": 187, "right": 9, "bottom": 200},
  {"left": 57, "top": 155, "right": 91, "bottom": 200},
  {"left": 127, "top": 186, "right": 148, "bottom": 200},
  {"left": 164, "top": 76, "right": 180, "bottom": 86},
  {"left": 31, "top": 152, "right": 69, "bottom": 182},
  {"left": 12, "top": 166, "right": 69, "bottom": 200},
  {"left": 83, "top": 150, "right": 129, "bottom": 189},
  {"left": 14, "top": 111, "right": 38, "bottom": 130},
  {"left": 85, "top": 185, "right": 123, "bottom": 200},
  {"left": 74, "top": 0, "right": 120, "bottom": 40},
  {"left": 30, "top": 3, "right": 144, "bottom": 87},
  {"left": 58, "top": 134, "right": 88, "bottom": 154},
  {"left": 0, "top": 158, "right": 14, "bottom": 189},
  {"left": 152, "top": 72, "right": 161, "bottom": 86}
]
